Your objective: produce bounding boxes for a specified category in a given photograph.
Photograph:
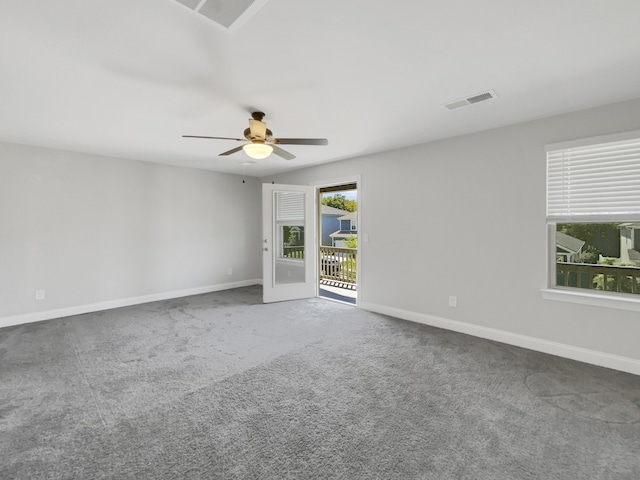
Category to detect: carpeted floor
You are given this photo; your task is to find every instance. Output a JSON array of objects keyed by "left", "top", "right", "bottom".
[{"left": 1, "top": 285, "right": 639, "bottom": 479}]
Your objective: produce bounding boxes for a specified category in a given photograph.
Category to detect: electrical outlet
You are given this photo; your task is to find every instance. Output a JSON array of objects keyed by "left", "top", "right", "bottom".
[
  {"left": 227, "top": 268, "right": 233, "bottom": 276},
  {"left": 448, "top": 296, "right": 457, "bottom": 307},
  {"left": 35, "top": 290, "right": 46, "bottom": 300}
]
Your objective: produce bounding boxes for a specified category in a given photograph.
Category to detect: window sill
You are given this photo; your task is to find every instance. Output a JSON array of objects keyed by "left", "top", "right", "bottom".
[{"left": 540, "top": 288, "right": 640, "bottom": 312}]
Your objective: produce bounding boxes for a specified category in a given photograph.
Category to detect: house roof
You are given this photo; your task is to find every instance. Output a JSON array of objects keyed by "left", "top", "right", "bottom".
[
  {"left": 556, "top": 232, "right": 586, "bottom": 254},
  {"left": 2, "top": 2, "right": 640, "bottom": 177},
  {"left": 321, "top": 205, "right": 347, "bottom": 216},
  {"left": 338, "top": 211, "right": 357, "bottom": 221}
]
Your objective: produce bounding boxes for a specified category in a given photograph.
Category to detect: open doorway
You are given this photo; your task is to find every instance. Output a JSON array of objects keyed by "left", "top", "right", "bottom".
[{"left": 318, "top": 183, "right": 358, "bottom": 305}]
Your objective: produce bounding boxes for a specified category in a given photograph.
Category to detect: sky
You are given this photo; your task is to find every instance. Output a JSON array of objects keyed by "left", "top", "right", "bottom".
[{"left": 322, "top": 189, "right": 357, "bottom": 201}]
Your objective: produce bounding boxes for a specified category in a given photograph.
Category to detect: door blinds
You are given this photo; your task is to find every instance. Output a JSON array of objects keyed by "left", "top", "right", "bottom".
[{"left": 275, "top": 191, "right": 305, "bottom": 221}]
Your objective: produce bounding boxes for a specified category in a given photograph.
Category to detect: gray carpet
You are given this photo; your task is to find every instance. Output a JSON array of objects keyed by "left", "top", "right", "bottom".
[{"left": 1, "top": 286, "right": 639, "bottom": 479}]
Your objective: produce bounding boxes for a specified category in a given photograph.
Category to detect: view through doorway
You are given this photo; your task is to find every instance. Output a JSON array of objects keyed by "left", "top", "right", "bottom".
[{"left": 318, "top": 183, "right": 358, "bottom": 305}]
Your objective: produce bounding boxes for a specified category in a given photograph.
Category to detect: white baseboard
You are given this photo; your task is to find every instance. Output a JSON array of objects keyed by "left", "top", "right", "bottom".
[
  {"left": 359, "top": 301, "right": 640, "bottom": 376},
  {"left": 0, "top": 279, "right": 262, "bottom": 329}
]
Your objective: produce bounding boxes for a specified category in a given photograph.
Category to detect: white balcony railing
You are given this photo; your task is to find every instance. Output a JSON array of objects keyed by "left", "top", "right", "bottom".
[
  {"left": 556, "top": 262, "right": 640, "bottom": 294},
  {"left": 319, "top": 246, "right": 356, "bottom": 284}
]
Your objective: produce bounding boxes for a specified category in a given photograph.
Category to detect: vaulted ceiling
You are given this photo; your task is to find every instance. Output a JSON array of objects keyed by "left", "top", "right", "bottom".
[{"left": 2, "top": 0, "right": 640, "bottom": 177}]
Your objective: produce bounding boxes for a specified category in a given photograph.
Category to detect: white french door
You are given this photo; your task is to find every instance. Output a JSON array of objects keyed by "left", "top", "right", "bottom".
[{"left": 262, "top": 183, "right": 317, "bottom": 303}]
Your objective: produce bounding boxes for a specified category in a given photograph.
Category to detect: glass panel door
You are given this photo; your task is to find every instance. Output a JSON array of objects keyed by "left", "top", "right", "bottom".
[{"left": 262, "top": 184, "right": 316, "bottom": 303}]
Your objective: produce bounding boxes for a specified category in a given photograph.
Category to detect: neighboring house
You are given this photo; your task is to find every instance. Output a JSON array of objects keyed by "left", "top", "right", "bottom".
[
  {"left": 556, "top": 231, "right": 585, "bottom": 262},
  {"left": 557, "top": 225, "right": 640, "bottom": 265},
  {"left": 618, "top": 223, "right": 640, "bottom": 264},
  {"left": 320, "top": 205, "right": 346, "bottom": 246},
  {"left": 329, "top": 211, "right": 357, "bottom": 247}
]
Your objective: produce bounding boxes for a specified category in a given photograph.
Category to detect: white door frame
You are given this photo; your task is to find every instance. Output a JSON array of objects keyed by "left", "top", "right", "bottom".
[{"left": 311, "top": 175, "right": 361, "bottom": 305}]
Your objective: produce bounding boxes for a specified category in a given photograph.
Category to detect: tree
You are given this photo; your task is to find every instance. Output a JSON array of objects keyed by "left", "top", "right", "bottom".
[
  {"left": 578, "top": 245, "right": 599, "bottom": 264},
  {"left": 345, "top": 235, "right": 357, "bottom": 249},
  {"left": 344, "top": 199, "right": 357, "bottom": 212},
  {"left": 322, "top": 194, "right": 357, "bottom": 212}
]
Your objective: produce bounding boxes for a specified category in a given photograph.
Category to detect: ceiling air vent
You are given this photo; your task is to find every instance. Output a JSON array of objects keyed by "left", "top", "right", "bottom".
[
  {"left": 444, "top": 90, "right": 498, "bottom": 110},
  {"left": 174, "top": 0, "right": 269, "bottom": 31}
]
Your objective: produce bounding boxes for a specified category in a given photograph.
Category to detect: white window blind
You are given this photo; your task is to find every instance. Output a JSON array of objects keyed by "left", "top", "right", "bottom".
[
  {"left": 275, "top": 192, "right": 304, "bottom": 221},
  {"left": 547, "top": 133, "right": 640, "bottom": 222}
]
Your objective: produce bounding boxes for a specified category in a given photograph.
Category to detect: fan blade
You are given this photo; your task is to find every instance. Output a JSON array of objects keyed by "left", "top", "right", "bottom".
[
  {"left": 272, "top": 146, "right": 296, "bottom": 161},
  {"left": 248, "top": 119, "right": 267, "bottom": 140},
  {"left": 272, "top": 138, "right": 328, "bottom": 145},
  {"left": 219, "top": 146, "right": 245, "bottom": 156},
  {"left": 183, "top": 135, "right": 244, "bottom": 141}
]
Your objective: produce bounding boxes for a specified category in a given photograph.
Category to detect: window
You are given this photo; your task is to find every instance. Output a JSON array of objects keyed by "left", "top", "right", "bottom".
[
  {"left": 351, "top": 220, "right": 357, "bottom": 231},
  {"left": 281, "top": 225, "right": 304, "bottom": 259},
  {"left": 275, "top": 192, "right": 305, "bottom": 260},
  {"left": 545, "top": 131, "right": 640, "bottom": 303}
]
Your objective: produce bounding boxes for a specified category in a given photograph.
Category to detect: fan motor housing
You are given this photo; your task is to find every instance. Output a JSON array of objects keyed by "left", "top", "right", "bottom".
[{"left": 244, "top": 127, "right": 273, "bottom": 141}]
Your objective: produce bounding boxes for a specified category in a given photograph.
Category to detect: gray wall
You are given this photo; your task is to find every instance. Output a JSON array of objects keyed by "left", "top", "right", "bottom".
[
  {"left": 0, "top": 142, "right": 261, "bottom": 321},
  {"left": 270, "top": 98, "right": 640, "bottom": 363}
]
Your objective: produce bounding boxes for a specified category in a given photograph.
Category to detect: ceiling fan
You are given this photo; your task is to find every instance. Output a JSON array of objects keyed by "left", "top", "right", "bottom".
[{"left": 182, "top": 111, "right": 328, "bottom": 161}]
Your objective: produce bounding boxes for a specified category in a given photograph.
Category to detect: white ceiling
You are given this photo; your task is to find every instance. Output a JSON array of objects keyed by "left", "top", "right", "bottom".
[{"left": 2, "top": 0, "right": 640, "bottom": 177}]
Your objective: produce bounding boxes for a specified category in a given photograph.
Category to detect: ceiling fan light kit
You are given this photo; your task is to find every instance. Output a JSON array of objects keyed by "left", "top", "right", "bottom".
[
  {"left": 243, "top": 142, "right": 273, "bottom": 159},
  {"left": 183, "top": 111, "right": 328, "bottom": 161}
]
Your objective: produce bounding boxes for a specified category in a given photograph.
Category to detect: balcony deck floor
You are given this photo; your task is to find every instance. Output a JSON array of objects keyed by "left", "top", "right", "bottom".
[{"left": 319, "top": 279, "right": 356, "bottom": 305}]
